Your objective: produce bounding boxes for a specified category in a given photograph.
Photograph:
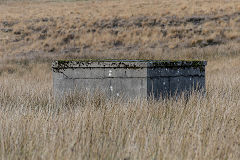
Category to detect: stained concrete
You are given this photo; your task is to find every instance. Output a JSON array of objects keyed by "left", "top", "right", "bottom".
[{"left": 52, "top": 60, "right": 207, "bottom": 99}]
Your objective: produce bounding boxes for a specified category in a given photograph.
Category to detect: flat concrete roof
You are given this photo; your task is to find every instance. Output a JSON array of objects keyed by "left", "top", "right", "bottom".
[{"left": 52, "top": 59, "right": 207, "bottom": 69}]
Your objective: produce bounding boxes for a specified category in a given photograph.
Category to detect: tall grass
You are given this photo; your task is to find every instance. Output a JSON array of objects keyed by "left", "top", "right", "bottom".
[
  {"left": 0, "top": 56, "right": 240, "bottom": 159},
  {"left": 1, "top": 0, "right": 240, "bottom": 159}
]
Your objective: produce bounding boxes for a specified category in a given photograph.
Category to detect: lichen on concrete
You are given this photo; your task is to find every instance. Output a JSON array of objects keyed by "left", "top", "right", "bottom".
[{"left": 52, "top": 59, "right": 207, "bottom": 70}]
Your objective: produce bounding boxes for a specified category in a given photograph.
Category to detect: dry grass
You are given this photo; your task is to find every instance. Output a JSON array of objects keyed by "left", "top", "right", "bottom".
[
  {"left": 1, "top": 0, "right": 240, "bottom": 159},
  {"left": 1, "top": 0, "right": 240, "bottom": 59},
  {"left": 1, "top": 55, "right": 240, "bottom": 159}
]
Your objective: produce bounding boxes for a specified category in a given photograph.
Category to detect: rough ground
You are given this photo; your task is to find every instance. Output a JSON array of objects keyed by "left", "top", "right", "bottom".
[{"left": 1, "top": 0, "right": 240, "bottom": 61}]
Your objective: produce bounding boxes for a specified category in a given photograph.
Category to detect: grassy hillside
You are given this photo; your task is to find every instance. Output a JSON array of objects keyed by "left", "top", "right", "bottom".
[{"left": 1, "top": 0, "right": 240, "bottom": 60}]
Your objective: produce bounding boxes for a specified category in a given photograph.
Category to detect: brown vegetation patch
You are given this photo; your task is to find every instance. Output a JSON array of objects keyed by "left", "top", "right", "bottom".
[{"left": 1, "top": 0, "right": 240, "bottom": 59}]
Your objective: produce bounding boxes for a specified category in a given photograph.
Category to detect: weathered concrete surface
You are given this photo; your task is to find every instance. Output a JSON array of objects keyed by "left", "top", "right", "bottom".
[{"left": 52, "top": 60, "right": 207, "bottom": 99}]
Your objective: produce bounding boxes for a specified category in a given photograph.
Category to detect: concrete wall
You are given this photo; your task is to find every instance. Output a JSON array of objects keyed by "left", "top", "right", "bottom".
[{"left": 52, "top": 60, "right": 207, "bottom": 100}]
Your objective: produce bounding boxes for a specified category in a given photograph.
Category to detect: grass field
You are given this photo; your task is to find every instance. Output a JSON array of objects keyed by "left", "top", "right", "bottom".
[
  {"left": 0, "top": 0, "right": 240, "bottom": 159},
  {"left": 1, "top": 0, "right": 240, "bottom": 59}
]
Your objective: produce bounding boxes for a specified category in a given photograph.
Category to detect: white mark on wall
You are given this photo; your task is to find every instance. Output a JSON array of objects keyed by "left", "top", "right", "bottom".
[
  {"left": 109, "top": 70, "right": 112, "bottom": 76},
  {"left": 163, "top": 82, "right": 166, "bottom": 85},
  {"left": 110, "top": 86, "right": 113, "bottom": 91}
]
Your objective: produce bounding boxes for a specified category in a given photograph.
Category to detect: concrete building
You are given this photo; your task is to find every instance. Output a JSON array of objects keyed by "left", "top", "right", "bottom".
[{"left": 52, "top": 60, "right": 207, "bottom": 99}]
